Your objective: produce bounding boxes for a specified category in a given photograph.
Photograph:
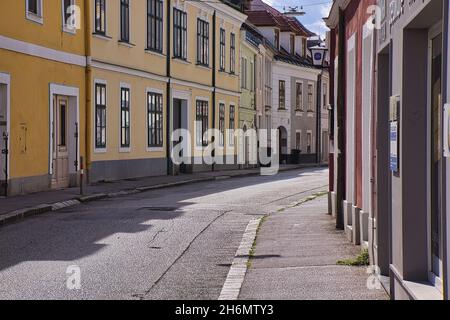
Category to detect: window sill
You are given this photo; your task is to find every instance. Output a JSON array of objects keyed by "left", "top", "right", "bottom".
[
  {"left": 63, "top": 26, "right": 76, "bottom": 35},
  {"left": 145, "top": 49, "right": 166, "bottom": 59},
  {"left": 147, "top": 147, "right": 164, "bottom": 153},
  {"left": 26, "top": 13, "right": 43, "bottom": 25},
  {"left": 402, "top": 280, "right": 443, "bottom": 300},
  {"left": 118, "top": 41, "right": 136, "bottom": 48},
  {"left": 195, "top": 63, "right": 211, "bottom": 71},
  {"left": 172, "top": 57, "right": 190, "bottom": 65},
  {"left": 119, "top": 147, "right": 131, "bottom": 153},
  {"left": 94, "top": 148, "right": 107, "bottom": 154},
  {"left": 93, "top": 33, "right": 112, "bottom": 41},
  {"left": 295, "top": 110, "right": 304, "bottom": 116},
  {"left": 307, "top": 112, "right": 315, "bottom": 117}
]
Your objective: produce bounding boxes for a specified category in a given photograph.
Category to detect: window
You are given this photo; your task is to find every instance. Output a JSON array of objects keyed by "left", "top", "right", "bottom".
[
  {"left": 279, "top": 80, "right": 285, "bottom": 110},
  {"left": 307, "top": 132, "right": 312, "bottom": 154},
  {"left": 120, "top": 87, "right": 130, "bottom": 148},
  {"left": 196, "top": 100, "right": 209, "bottom": 147},
  {"left": 296, "top": 82, "right": 303, "bottom": 111},
  {"left": 95, "top": 83, "right": 107, "bottom": 149},
  {"left": 274, "top": 29, "right": 280, "bottom": 49},
  {"left": 147, "top": 92, "right": 163, "bottom": 148},
  {"left": 120, "top": 0, "right": 130, "bottom": 42},
  {"left": 250, "top": 61, "right": 254, "bottom": 92},
  {"left": 323, "top": 83, "right": 328, "bottom": 108},
  {"left": 219, "top": 103, "right": 225, "bottom": 147},
  {"left": 147, "top": 0, "right": 163, "bottom": 53},
  {"left": 173, "top": 8, "right": 187, "bottom": 59},
  {"left": 296, "top": 132, "right": 301, "bottom": 151},
  {"left": 27, "top": 0, "right": 43, "bottom": 23},
  {"left": 94, "top": 0, "right": 106, "bottom": 34},
  {"left": 197, "top": 19, "right": 209, "bottom": 66},
  {"left": 241, "top": 57, "right": 247, "bottom": 89},
  {"left": 230, "top": 33, "right": 236, "bottom": 74},
  {"left": 229, "top": 105, "right": 235, "bottom": 147},
  {"left": 290, "top": 34, "right": 295, "bottom": 55},
  {"left": 220, "top": 28, "right": 226, "bottom": 71},
  {"left": 302, "top": 38, "right": 307, "bottom": 57},
  {"left": 308, "top": 84, "right": 314, "bottom": 112},
  {"left": 60, "top": 102, "right": 67, "bottom": 147},
  {"left": 62, "top": 0, "right": 76, "bottom": 31}
]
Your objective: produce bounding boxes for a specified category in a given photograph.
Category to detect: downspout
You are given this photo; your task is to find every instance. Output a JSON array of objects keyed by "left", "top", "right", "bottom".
[
  {"left": 442, "top": 0, "right": 449, "bottom": 300},
  {"left": 84, "top": 0, "right": 91, "bottom": 185},
  {"left": 166, "top": 0, "right": 172, "bottom": 175},
  {"left": 212, "top": 10, "right": 217, "bottom": 172},
  {"left": 336, "top": 9, "right": 346, "bottom": 230}
]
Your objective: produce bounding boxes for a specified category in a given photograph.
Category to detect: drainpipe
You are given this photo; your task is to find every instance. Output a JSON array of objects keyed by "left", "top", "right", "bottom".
[
  {"left": 316, "top": 70, "right": 322, "bottom": 165},
  {"left": 442, "top": 0, "right": 449, "bottom": 300},
  {"left": 84, "top": 0, "right": 91, "bottom": 188},
  {"left": 166, "top": 0, "right": 172, "bottom": 175},
  {"left": 2, "top": 132, "right": 8, "bottom": 197},
  {"left": 336, "top": 9, "right": 346, "bottom": 230},
  {"left": 212, "top": 10, "right": 217, "bottom": 172}
]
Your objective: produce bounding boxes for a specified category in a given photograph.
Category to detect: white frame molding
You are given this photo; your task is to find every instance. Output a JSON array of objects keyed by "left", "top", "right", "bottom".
[
  {"left": 25, "top": 0, "right": 44, "bottom": 25},
  {"left": 194, "top": 96, "right": 210, "bottom": 151},
  {"left": 295, "top": 130, "right": 302, "bottom": 151},
  {"left": 0, "top": 73, "right": 11, "bottom": 179},
  {"left": 49, "top": 83, "right": 80, "bottom": 175},
  {"left": 93, "top": 79, "right": 108, "bottom": 154},
  {"left": 228, "top": 102, "right": 236, "bottom": 150},
  {"left": 119, "top": 82, "right": 132, "bottom": 153},
  {"left": 146, "top": 87, "right": 165, "bottom": 153}
]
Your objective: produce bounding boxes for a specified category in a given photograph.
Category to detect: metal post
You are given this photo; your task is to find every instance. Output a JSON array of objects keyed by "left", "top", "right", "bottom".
[
  {"left": 316, "top": 71, "right": 323, "bottom": 165},
  {"left": 2, "top": 132, "right": 8, "bottom": 197},
  {"left": 80, "top": 156, "right": 84, "bottom": 196}
]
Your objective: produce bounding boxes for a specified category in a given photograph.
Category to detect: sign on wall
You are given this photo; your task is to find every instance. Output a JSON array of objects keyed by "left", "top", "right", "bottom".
[{"left": 390, "top": 95, "right": 400, "bottom": 173}]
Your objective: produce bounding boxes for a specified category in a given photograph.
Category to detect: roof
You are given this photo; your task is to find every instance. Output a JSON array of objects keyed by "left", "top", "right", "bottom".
[{"left": 244, "top": 0, "right": 315, "bottom": 37}]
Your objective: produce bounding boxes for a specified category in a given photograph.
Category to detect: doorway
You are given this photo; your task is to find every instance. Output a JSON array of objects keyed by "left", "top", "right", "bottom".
[
  {"left": 429, "top": 30, "right": 443, "bottom": 287},
  {"left": 51, "top": 96, "right": 70, "bottom": 189},
  {"left": 0, "top": 74, "right": 10, "bottom": 197},
  {"left": 172, "top": 98, "right": 188, "bottom": 174}
]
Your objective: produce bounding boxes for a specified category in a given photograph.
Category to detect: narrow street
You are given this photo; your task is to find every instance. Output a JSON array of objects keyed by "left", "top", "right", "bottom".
[{"left": 0, "top": 168, "right": 328, "bottom": 300}]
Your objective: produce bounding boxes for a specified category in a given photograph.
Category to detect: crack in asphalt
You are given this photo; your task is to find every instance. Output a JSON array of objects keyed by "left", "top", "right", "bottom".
[{"left": 133, "top": 209, "right": 232, "bottom": 300}]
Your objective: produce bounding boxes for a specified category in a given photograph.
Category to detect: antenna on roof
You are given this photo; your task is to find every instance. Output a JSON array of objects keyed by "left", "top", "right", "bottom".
[{"left": 283, "top": 6, "right": 306, "bottom": 17}]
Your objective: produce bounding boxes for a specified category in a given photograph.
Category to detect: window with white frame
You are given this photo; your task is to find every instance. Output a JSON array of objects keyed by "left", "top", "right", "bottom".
[
  {"left": 279, "top": 80, "right": 286, "bottom": 110},
  {"left": 147, "top": 92, "right": 163, "bottom": 148},
  {"left": 229, "top": 105, "right": 235, "bottom": 147},
  {"left": 296, "top": 131, "right": 301, "bottom": 150},
  {"left": 147, "top": 0, "right": 163, "bottom": 53},
  {"left": 250, "top": 61, "right": 254, "bottom": 92},
  {"left": 196, "top": 100, "right": 209, "bottom": 147},
  {"left": 307, "top": 84, "right": 314, "bottom": 112},
  {"left": 62, "top": 0, "right": 76, "bottom": 31},
  {"left": 197, "top": 18, "right": 210, "bottom": 66},
  {"left": 323, "top": 83, "right": 328, "bottom": 108},
  {"left": 120, "top": 0, "right": 130, "bottom": 42},
  {"left": 94, "top": 0, "right": 106, "bottom": 34},
  {"left": 173, "top": 8, "right": 187, "bottom": 60},
  {"left": 120, "top": 87, "right": 130, "bottom": 148},
  {"left": 95, "top": 83, "right": 107, "bottom": 149},
  {"left": 230, "top": 33, "right": 236, "bottom": 74},
  {"left": 26, "top": 0, "right": 43, "bottom": 22},
  {"left": 219, "top": 103, "right": 225, "bottom": 147},
  {"left": 241, "top": 57, "right": 247, "bottom": 89},
  {"left": 220, "top": 28, "right": 226, "bottom": 71},
  {"left": 296, "top": 82, "right": 303, "bottom": 111}
]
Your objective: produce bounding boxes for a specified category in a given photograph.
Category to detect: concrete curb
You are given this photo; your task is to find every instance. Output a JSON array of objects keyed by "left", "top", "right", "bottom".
[
  {"left": 0, "top": 165, "right": 317, "bottom": 228},
  {"left": 219, "top": 217, "right": 263, "bottom": 300}
]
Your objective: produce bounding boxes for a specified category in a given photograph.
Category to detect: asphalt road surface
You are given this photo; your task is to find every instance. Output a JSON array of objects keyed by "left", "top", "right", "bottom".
[{"left": 0, "top": 168, "right": 328, "bottom": 300}]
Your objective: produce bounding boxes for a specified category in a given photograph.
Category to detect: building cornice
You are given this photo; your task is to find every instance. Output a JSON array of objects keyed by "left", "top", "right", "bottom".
[{"left": 324, "top": 0, "right": 351, "bottom": 29}]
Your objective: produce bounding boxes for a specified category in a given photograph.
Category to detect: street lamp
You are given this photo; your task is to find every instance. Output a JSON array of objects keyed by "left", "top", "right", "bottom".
[{"left": 309, "top": 45, "right": 328, "bottom": 165}]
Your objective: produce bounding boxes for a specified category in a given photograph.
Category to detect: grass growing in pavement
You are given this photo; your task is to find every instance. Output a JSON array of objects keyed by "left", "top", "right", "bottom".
[
  {"left": 337, "top": 249, "right": 370, "bottom": 266},
  {"left": 292, "top": 190, "right": 328, "bottom": 207},
  {"left": 247, "top": 215, "right": 268, "bottom": 269}
]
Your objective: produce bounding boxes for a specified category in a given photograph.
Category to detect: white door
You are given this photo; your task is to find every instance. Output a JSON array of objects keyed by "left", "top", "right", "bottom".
[{"left": 52, "top": 96, "right": 70, "bottom": 189}]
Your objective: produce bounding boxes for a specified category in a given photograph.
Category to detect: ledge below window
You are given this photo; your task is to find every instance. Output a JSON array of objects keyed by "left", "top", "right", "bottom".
[
  {"left": 92, "top": 33, "right": 112, "bottom": 41},
  {"left": 118, "top": 41, "right": 136, "bottom": 48}
]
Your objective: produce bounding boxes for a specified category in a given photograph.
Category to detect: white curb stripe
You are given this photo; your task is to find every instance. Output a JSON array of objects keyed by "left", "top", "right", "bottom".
[{"left": 219, "top": 217, "right": 262, "bottom": 300}]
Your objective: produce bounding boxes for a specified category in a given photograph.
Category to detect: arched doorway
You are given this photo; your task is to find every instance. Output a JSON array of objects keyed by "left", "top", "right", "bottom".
[{"left": 278, "top": 126, "right": 288, "bottom": 164}]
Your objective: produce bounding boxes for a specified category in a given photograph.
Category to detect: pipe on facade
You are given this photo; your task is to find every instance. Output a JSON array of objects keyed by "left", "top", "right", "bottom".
[
  {"left": 212, "top": 10, "right": 217, "bottom": 172},
  {"left": 166, "top": 0, "right": 172, "bottom": 175}
]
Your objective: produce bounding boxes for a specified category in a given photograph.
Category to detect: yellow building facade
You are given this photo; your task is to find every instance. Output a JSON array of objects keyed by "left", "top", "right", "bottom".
[
  {"left": 0, "top": 0, "right": 86, "bottom": 195},
  {"left": 0, "top": 0, "right": 246, "bottom": 195}
]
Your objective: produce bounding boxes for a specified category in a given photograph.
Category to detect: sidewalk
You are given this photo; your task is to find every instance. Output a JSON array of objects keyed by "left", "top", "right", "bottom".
[
  {"left": 239, "top": 196, "right": 389, "bottom": 300},
  {"left": 0, "top": 164, "right": 310, "bottom": 224}
]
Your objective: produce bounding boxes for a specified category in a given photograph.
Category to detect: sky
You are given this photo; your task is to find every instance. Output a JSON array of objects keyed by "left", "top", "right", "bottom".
[{"left": 262, "top": 0, "right": 332, "bottom": 39}]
